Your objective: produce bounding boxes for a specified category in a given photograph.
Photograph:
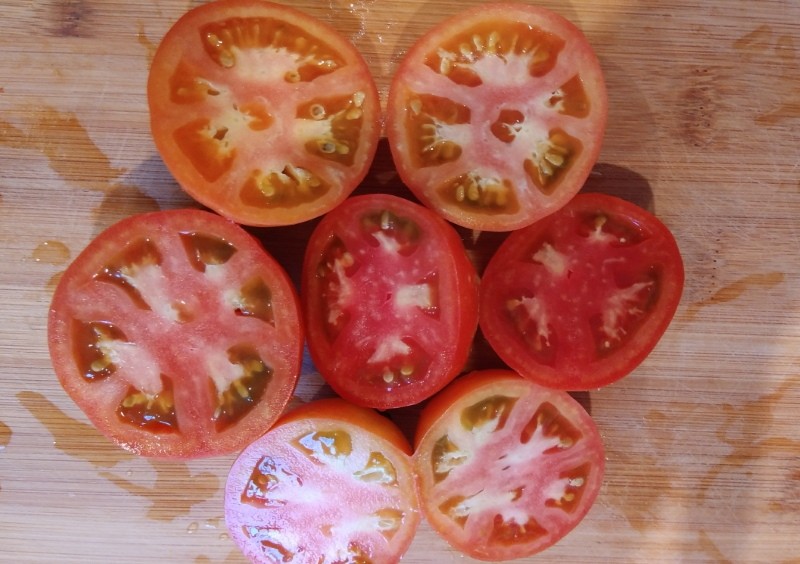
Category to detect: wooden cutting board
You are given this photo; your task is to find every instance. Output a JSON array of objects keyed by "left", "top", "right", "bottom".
[{"left": 1, "top": 0, "right": 798, "bottom": 562}]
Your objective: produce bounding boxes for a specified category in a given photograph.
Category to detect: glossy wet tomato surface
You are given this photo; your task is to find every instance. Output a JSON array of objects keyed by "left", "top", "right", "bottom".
[
  {"left": 225, "top": 398, "right": 420, "bottom": 563},
  {"left": 480, "top": 192, "right": 684, "bottom": 390},
  {"left": 301, "top": 193, "right": 479, "bottom": 410},
  {"left": 47, "top": 209, "right": 303, "bottom": 458},
  {"left": 148, "top": 0, "right": 381, "bottom": 227},
  {"left": 413, "top": 370, "right": 605, "bottom": 560},
  {"left": 386, "top": 3, "right": 607, "bottom": 231}
]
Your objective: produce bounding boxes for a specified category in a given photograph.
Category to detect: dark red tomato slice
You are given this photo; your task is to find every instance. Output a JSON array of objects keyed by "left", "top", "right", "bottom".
[
  {"left": 413, "top": 369, "right": 605, "bottom": 561},
  {"left": 480, "top": 193, "right": 685, "bottom": 390},
  {"left": 148, "top": 0, "right": 381, "bottom": 227},
  {"left": 301, "top": 194, "right": 479, "bottom": 410},
  {"left": 47, "top": 209, "right": 303, "bottom": 458},
  {"left": 225, "top": 398, "right": 420, "bottom": 563},
  {"left": 386, "top": 3, "right": 607, "bottom": 232}
]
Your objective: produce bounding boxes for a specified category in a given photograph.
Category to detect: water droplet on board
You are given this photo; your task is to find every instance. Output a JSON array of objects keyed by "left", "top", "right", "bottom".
[
  {"left": 32, "top": 240, "right": 70, "bottom": 265},
  {"left": 187, "top": 521, "right": 199, "bottom": 534}
]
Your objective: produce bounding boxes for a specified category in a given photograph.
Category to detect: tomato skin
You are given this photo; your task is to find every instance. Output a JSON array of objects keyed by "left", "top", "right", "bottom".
[
  {"left": 224, "top": 398, "right": 420, "bottom": 563},
  {"left": 301, "top": 193, "right": 480, "bottom": 410},
  {"left": 480, "top": 192, "right": 685, "bottom": 390},
  {"left": 47, "top": 209, "right": 303, "bottom": 458},
  {"left": 413, "top": 369, "right": 605, "bottom": 560},
  {"left": 386, "top": 3, "right": 607, "bottom": 232},
  {"left": 148, "top": 0, "right": 381, "bottom": 227}
]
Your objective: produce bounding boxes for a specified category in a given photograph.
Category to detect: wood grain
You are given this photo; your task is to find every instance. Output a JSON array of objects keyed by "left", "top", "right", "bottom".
[{"left": 1, "top": 1, "right": 799, "bottom": 562}]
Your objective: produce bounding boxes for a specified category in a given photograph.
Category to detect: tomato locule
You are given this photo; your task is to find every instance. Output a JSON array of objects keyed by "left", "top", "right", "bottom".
[
  {"left": 480, "top": 192, "right": 685, "bottom": 390},
  {"left": 301, "top": 193, "right": 479, "bottom": 410},
  {"left": 148, "top": 0, "right": 381, "bottom": 227},
  {"left": 47, "top": 209, "right": 303, "bottom": 458},
  {"left": 386, "top": 3, "right": 608, "bottom": 231}
]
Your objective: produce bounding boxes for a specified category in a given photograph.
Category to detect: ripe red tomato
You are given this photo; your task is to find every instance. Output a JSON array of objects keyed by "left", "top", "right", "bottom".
[
  {"left": 480, "top": 192, "right": 685, "bottom": 390},
  {"left": 386, "top": 3, "right": 607, "bottom": 232},
  {"left": 413, "top": 369, "right": 605, "bottom": 560},
  {"left": 47, "top": 209, "right": 303, "bottom": 458},
  {"left": 225, "top": 398, "right": 420, "bottom": 563},
  {"left": 301, "top": 193, "right": 479, "bottom": 410},
  {"left": 148, "top": 0, "right": 381, "bottom": 227}
]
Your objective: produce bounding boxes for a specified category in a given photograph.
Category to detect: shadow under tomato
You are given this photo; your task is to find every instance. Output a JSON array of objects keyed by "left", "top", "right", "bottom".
[{"left": 580, "top": 162, "right": 655, "bottom": 213}]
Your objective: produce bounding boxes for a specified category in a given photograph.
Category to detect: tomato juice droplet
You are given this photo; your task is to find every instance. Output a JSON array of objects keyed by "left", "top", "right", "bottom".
[{"left": 32, "top": 240, "right": 71, "bottom": 265}]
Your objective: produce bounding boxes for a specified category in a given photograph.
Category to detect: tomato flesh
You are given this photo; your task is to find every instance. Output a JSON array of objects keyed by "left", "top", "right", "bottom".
[
  {"left": 387, "top": 3, "right": 607, "bottom": 231},
  {"left": 47, "top": 210, "right": 303, "bottom": 458},
  {"left": 414, "top": 370, "right": 605, "bottom": 560},
  {"left": 480, "top": 192, "right": 685, "bottom": 390},
  {"left": 301, "top": 194, "right": 479, "bottom": 410},
  {"left": 225, "top": 399, "right": 419, "bottom": 563},
  {"left": 148, "top": 0, "right": 381, "bottom": 226}
]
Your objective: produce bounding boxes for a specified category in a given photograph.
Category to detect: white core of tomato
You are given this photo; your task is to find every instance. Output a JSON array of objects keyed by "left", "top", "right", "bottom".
[
  {"left": 328, "top": 510, "right": 402, "bottom": 542},
  {"left": 394, "top": 283, "right": 433, "bottom": 312},
  {"left": 601, "top": 281, "right": 652, "bottom": 342},
  {"left": 328, "top": 254, "right": 355, "bottom": 326},
  {"left": 368, "top": 336, "right": 411, "bottom": 364},
  {"left": 508, "top": 296, "right": 551, "bottom": 345},
  {"left": 372, "top": 231, "right": 402, "bottom": 254},
  {"left": 98, "top": 337, "right": 162, "bottom": 395},
  {"left": 125, "top": 263, "right": 186, "bottom": 322},
  {"left": 504, "top": 420, "right": 563, "bottom": 467},
  {"left": 207, "top": 349, "right": 245, "bottom": 395},
  {"left": 533, "top": 242, "right": 568, "bottom": 276}
]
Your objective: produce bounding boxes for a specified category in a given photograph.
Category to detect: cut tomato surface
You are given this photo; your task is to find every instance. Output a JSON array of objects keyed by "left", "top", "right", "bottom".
[
  {"left": 386, "top": 3, "right": 607, "bottom": 231},
  {"left": 413, "top": 369, "right": 605, "bottom": 561},
  {"left": 480, "top": 192, "right": 684, "bottom": 390},
  {"left": 47, "top": 209, "right": 303, "bottom": 458},
  {"left": 225, "top": 398, "right": 420, "bottom": 563},
  {"left": 301, "top": 193, "right": 479, "bottom": 410},
  {"left": 148, "top": 0, "right": 381, "bottom": 226}
]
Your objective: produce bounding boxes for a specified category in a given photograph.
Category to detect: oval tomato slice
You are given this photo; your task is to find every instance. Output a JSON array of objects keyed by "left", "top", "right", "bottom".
[
  {"left": 414, "top": 370, "right": 604, "bottom": 560},
  {"left": 386, "top": 3, "right": 607, "bottom": 232},
  {"left": 301, "top": 193, "right": 479, "bottom": 410},
  {"left": 47, "top": 209, "right": 303, "bottom": 458},
  {"left": 480, "top": 193, "right": 684, "bottom": 390},
  {"left": 225, "top": 398, "right": 420, "bottom": 563},
  {"left": 148, "top": 0, "right": 381, "bottom": 227}
]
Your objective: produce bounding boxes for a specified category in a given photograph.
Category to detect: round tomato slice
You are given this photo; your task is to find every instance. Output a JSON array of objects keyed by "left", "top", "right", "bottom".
[
  {"left": 386, "top": 3, "right": 607, "bottom": 232},
  {"left": 47, "top": 209, "right": 303, "bottom": 458},
  {"left": 148, "top": 0, "right": 381, "bottom": 227},
  {"left": 225, "top": 398, "right": 420, "bottom": 563},
  {"left": 480, "top": 192, "right": 685, "bottom": 390},
  {"left": 413, "top": 369, "right": 605, "bottom": 561},
  {"left": 301, "top": 194, "right": 479, "bottom": 410}
]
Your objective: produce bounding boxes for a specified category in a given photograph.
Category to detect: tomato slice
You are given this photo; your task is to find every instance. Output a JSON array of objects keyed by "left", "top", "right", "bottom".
[
  {"left": 47, "top": 209, "right": 303, "bottom": 458},
  {"left": 301, "top": 193, "right": 479, "bottom": 410},
  {"left": 225, "top": 398, "right": 420, "bottom": 563},
  {"left": 386, "top": 3, "right": 607, "bottom": 231},
  {"left": 480, "top": 193, "right": 684, "bottom": 390},
  {"left": 148, "top": 0, "right": 381, "bottom": 227},
  {"left": 413, "top": 369, "right": 605, "bottom": 561}
]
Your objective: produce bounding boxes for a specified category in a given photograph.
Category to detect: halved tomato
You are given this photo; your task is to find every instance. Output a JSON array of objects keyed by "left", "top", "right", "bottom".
[
  {"left": 224, "top": 398, "right": 420, "bottom": 563},
  {"left": 480, "top": 192, "right": 684, "bottom": 390},
  {"left": 301, "top": 193, "right": 479, "bottom": 410},
  {"left": 413, "top": 369, "right": 605, "bottom": 560},
  {"left": 47, "top": 209, "right": 303, "bottom": 458},
  {"left": 386, "top": 3, "right": 607, "bottom": 231},
  {"left": 148, "top": 0, "right": 381, "bottom": 226}
]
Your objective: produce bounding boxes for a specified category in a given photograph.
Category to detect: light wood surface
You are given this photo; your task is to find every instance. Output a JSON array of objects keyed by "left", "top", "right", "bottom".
[{"left": 1, "top": 1, "right": 799, "bottom": 562}]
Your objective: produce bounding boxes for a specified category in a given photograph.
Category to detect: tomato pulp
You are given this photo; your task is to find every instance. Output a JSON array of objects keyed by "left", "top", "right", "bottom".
[
  {"left": 225, "top": 398, "right": 420, "bottom": 563},
  {"left": 414, "top": 370, "right": 605, "bottom": 560},
  {"left": 301, "top": 193, "right": 479, "bottom": 410},
  {"left": 386, "top": 3, "right": 608, "bottom": 231},
  {"left": 148, "top": 0, "right": 381, "bottom": 226},
  {"left": 47, "top": 209, "right": 303, "bottom": 458},
  {"left": 480, "top": 192, "right": 684, "bottom": 390}
]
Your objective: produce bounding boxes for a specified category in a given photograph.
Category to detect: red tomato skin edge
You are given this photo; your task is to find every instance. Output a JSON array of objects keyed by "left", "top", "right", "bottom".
[
  {"left": 278, "top": 397, "right": 413, "bottom": 455},
  {"left": 47, "top": 209, "right": 304, "bottom": 459},
  {"left": 301, "top": 193, "right": 480, "bottom": 410},
  {"left": 386, "top": 3, "right": 608, "bottom": 232}
]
